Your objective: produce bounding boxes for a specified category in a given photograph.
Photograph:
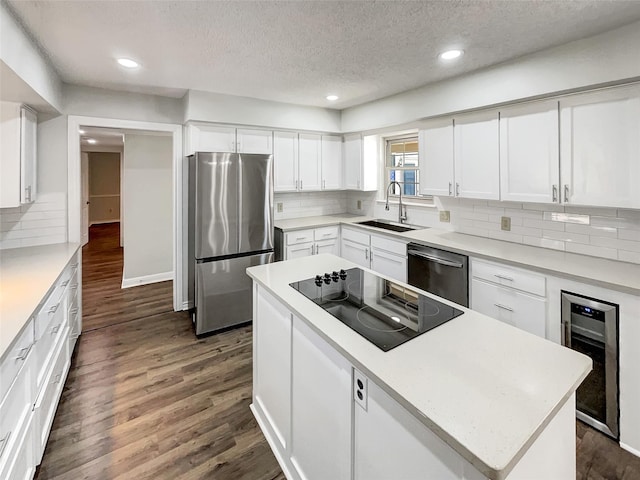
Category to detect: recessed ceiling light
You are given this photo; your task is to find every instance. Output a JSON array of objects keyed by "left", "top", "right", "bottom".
[
  {"left": 117, "top": 58, "right": 140, "bottom": 68},
  {"left": 326, "top": 95, "right": 339, "bottom": 101},
  {"left": 439, "top": 49, "right": 464, "bottom": 60},
  {"left": 87, "top": 138, "right": 97, "bottom": 144},
  {"left": 78, "top": 129, "right": 85, "bottom": 134}
]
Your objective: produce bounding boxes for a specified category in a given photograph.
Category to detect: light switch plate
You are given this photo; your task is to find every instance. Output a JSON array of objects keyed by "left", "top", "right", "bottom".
[
  {"left": 439, "top": 210, "right": 450, "bottom": 222},
  {"left": 357, "top": 200, "right": 362, "bottom": 210},
  {"left": 501, "top": 216, "right": 511, "bottom": 231},
  {"left": 277, "top": 202, "right": 283, "bottom": 213}
]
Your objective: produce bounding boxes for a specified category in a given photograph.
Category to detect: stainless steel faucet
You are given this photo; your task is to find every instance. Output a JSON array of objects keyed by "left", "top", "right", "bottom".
[{"left": 385, "top": 181, "right": 407, "bottom": 223}]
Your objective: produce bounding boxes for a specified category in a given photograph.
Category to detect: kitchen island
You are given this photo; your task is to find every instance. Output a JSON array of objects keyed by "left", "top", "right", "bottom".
[{"left": 247, "top": 254, "right": 591, "bottom": 480}]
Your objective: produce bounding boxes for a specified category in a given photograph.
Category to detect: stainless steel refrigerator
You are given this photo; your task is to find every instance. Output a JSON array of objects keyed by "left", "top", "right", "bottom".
[{"left": 187, "top": 152, "right": 274, "bottom": 335}]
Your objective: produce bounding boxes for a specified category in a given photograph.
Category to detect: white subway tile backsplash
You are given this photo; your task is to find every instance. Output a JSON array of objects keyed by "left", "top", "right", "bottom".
[
  {"left": 565, "top": 242, "right": 618, "bottom": 260},
  {"left": 455, "top": 225, "right": 490, "bottom": 237},
  {"left": 591, "top": 215, "right": 640, "bottom": 230},
  {"left": 542, "top": 230, "right": 590, "bottom": 244},
  {"left": 523, "top": 202, "right": 565, "bottom": 212},
  {"left": 0, "top": 193, "right": 68, "bottom": 250},
  {"left": 505, "top": 208, "right": 543, "bottom": 220},
  {"left": 523, "top": 218, "right": 566, "bottom": 231},
  {"left": 473, "top": 205, "right": 505, "bottom": 215},
  {"left": 511, "top": 225, "right": 543, "bottom": 237},
  {"left": 488, "top": 230, "right": 524, "bottom": 243},
  {"left": 274, "top": 191, "right": 348, "bottom": 220},
  {"left": 522, "top": 236, "right": 566, "bottom": 251},
  {"left": 618, "top": 229, "right": 640, "bottom": 242},
  {"left": 564, "top": 205, "right": 617, "bottom": 217},
  {"left": 565, "top": 223, "right": 617, "bottom": 238},
  {"left": 543, "top": 211, "right": 590, "bottom": 224},
  {"left": 590, "top": 236, "right": 640, "bottom": 253}
]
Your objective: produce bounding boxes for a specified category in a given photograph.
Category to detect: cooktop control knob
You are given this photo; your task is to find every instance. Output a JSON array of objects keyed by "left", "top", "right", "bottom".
[
  {"left": 331, "top": 271, "right": 340, "bottom": 282},
  {"left": 339, "top": 269, "right": 347, "bottom": 280},
  {"left": 314, "top": 274, "right": 323, "bottom": 287}
]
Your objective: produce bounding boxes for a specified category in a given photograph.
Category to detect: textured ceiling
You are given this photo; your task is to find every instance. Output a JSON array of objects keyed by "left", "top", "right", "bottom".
[{"left": 7, "top": 0, "right": 640, "bottom": 109}]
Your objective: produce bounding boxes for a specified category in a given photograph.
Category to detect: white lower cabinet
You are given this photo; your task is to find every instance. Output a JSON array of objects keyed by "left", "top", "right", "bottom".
[
  {"left": 0, "top": 250, "right": 81, "bottom": 479},
  {"left": 341, "top": 226, "right": 407, "bottom": 282},
  {"left": 470, "top": 258, "right": 547, "bottom": 338},
  {"left": 283, "top": 226, "right": 340, "bottom": 260},
  {"left": 354, "top": 375, "right": 484, "bottom": 480},
  {"left": 290, "top": 317, "right": 352, "bottom": 480}
]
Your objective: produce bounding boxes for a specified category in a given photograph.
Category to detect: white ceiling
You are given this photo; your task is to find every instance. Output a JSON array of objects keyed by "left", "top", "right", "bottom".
[{"left": 7, "top": 1, "right": 640, "bottom": 109}]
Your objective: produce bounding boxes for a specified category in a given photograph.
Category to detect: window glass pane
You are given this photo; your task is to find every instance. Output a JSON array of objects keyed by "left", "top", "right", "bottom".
[
  {"left": 387, "top": 136, "right": 419, "bottom": 196},
  {"left": 388, "top": 169, "right": 419, "bottom": 196}
]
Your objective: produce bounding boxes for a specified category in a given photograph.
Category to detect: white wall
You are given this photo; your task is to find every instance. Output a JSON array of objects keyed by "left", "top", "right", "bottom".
[
  {"left": 342, "top": 20, "right": 640, "bottom": 132},
  {"left": 88, "top": 152, "right": 120, "bottom": 224},
  {"left": 0, "top": 115, "right": 68, "bottom": 249},
  {"left": 0, "top": 2, "right": 62, "bottom": 112},
  {"left": 122, "top": 134, "right": 173, "bottom": 286},
  {"left": 64, "top": 84, "right": 183, "bottom": 124},
  {"left": 184, "top": 90, "right": 341, "bottom": 132}
]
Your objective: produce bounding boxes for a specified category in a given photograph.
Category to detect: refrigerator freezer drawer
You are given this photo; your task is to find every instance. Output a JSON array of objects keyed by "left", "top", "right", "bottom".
[{"left": 195, "top": 251, "right": 273, "bottom": 335}]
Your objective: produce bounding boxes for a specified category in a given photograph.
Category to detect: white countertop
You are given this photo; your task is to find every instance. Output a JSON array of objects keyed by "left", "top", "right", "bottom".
[
  {"left": 247, "top": 254, "right": 591, "bottom": 480},
  {"left": 0, "top": 243, "right": 80, "bottom": 359},
  {"left": 274, "top": 215, "right": 640, "bottom": 295},
  {"left": 275, "top": 214, "right": 371, "bottom": 231}
]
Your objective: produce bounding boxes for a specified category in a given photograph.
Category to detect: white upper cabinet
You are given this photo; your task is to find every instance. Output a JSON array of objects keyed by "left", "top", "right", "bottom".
[
  {"left": 454, "top": 111, "right": 500, "bottom": 200},
  {"left": 1, "top": 102, "right": 37, "bottom": 208},
  {"left": 236, "top": 128, "right": 273, "bottom": 154},
  {"left": 273, "top": 131, "right": 299, "bottom": 192},
  {"left": 343, "top": 134, "right": 378, "bottom": 191},
  {"left": 185, "top": 123, "right": 236, "bottom": 154},
  {"left": 321, "top": 135, "right": 342, "bottom": 190},
  {"left": 560, "top": 84, "right": 640, "bottom": 209},
  {"left": 298, "top": 133, "right": 322, "bottom": 191},
  {"left": 343, "top": 133, "right": 362, "bottom": 190},
  {"left": 418, "top": 119, "right": 454, "bottom": 197},
  {"left": 500, "top": 101, "right": 560, "bottom": 203}
]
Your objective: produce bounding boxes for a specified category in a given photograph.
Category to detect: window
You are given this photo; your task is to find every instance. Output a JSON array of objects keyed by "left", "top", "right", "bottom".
[{"left": 385, "top": 136, "right": 419, "bottom": 197}]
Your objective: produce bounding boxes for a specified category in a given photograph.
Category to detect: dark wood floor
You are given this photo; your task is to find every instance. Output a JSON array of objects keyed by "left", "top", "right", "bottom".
[
  {"left": 35, "top": 223, "right": 285, "bottom": 480},
  {"left": 34, "top": 223, "right": 640, "bottom": 480}
]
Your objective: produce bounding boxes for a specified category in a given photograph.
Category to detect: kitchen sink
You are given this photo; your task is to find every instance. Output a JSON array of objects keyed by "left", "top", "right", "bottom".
[{"left": 355, "top": 219, "right": 424, "bottom": 233}]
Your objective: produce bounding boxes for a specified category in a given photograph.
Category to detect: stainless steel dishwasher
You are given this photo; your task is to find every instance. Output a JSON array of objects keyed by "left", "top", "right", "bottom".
[{"left": 407, "top": 243, "right": 469, "bottom": 307}]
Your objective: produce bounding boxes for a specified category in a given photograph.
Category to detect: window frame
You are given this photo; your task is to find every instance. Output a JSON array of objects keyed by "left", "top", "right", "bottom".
[{"left": 384, "top": 134, "right": 420, "bottom": 199}]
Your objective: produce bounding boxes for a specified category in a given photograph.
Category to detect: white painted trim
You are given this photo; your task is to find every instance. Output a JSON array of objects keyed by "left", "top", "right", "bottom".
[
  {"left": 67, "top": 116, "right": 183, "bottom": 311},
  {"left": 620, "top": 442, "right": 640, "bottom": 458},
  {"left": 181, "top": 301, "right": 192, "bottom": 311},
  {"left": 121, "top": 271, "right": 173, "bottom": 289},
  {"left": 89, "top": 219, "right": 120, "bottom": 226}
]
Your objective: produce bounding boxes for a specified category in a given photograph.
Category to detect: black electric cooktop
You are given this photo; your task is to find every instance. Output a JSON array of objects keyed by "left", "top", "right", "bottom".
[{"left": 289, "top": 268, "right": 463, "bottom": 351}]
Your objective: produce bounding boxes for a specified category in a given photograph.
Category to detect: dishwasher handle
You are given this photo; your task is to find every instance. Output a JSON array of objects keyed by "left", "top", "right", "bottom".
[{"left": 407, "top": 249, "right": 464, "bottom": 268}]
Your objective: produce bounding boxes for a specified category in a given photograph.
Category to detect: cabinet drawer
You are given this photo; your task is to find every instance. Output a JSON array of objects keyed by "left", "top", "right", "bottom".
[
  {"left": 472, "top": 258, "right": 545, "bottom": 296},
  {"left": 34, "top": 301, "right": 67, "bottom": 390},
  {"left": 314, "top": 225, "right": 339, "bottom": 241},
  {"left": 0, "top": 412, "right": 34, "bottom": 480},
  {"left": 370, "top": 234, "right": 407, "bottom": 256},
  {"left": 286, "top": 229, "right": 314, "bottom": 245},
  {"left": 286, "top": 242, "right": 314, "bottom": 260},
  {"left": 371, "top": 248, "right": 407, "bottom": 283},
  {"left": 0, "top": 348, "right": 33, "bottom": 473},
  {"left": 471, "top": 278, "right": 546, "bottom": 338},
  {"left": 34, "top": 328, "right": 69, "bottom": 464},
  {"left": 0, "top": 320, "right": 34, "bottom": 404},
  {"left": 341, "top": 226, "right": 369, "bottom": 246}
]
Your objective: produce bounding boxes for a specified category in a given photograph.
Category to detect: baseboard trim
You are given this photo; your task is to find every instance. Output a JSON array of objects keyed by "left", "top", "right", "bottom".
[
  {"left": 121, "top": 271, "right": 173, "bottom": 289},
  {"left": 620, "top": 442, "right": 640, "bottom": 458}
]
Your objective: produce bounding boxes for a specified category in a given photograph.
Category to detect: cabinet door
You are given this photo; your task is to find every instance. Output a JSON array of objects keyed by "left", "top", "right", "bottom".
[
  {"left": 237, "top": 128, "right": 273, "bottom": 154},
  {"left": 340, "top": 238, "right": 369, "bottom": 269},
  {"left": 316, "top": 238, "right": 340, "bottom": 257},
  {"left": 419, "top": 120, "right": 454, "bottom": 197},
  {"left": 298, "top": 133, "right": 322, "bottom": 191},
  {"left": 0, "top": 102, "right": 23, "bottom": 208},
  {"left": 20, "top": 107, "right": 37, "bottom": 204},
  {"left": 454, "top": 112, "right": 500, "bottom": 200},
  {"left": 286, "top": 242, "right": 314, "bottom": 260},
  {"left": 370, "top": 248, "right": 407, "bottom": 283},
  {"left": 254, "top": 288, "right": 292, "bottom": 451},
  {"left": 321, "top": 135, "right": 342, "bottom": 190},
  {"left": 343, "top": 134, "right": 362, "bottom": 190},
  {"left": 291, "top": 316, "right": 352, "bottom": 480},
  {"left": 273, "top": 131, "right": 299, "bottom": 192},
  {"left": 471, "top": 278, "right": 546, "bottom": 338},
  {"left": 354, "top": 376, "right": 473, "bottom": 480},
  {"left": 560, "top": 84, "right": 640, "bottom": 208},
  {"left": 187, "top": 124, "right": 236, "bottom": 154},
  {"left": 500, "top": 101, "right": 559, "bottom": 203}
]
